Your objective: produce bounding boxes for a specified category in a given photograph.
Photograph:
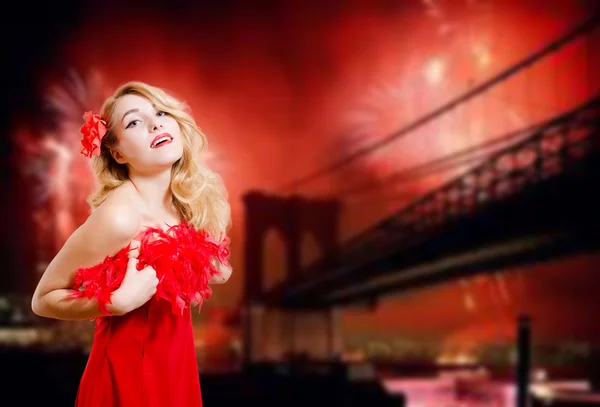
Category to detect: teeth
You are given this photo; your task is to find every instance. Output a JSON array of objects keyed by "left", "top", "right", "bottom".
[{"left": 151, "top": 136, "right": 171, "bottom": 148}]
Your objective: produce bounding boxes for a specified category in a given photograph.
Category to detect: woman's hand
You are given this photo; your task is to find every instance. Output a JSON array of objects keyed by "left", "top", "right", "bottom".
[{"left": 109, "top": 257, "right": 159, "bottom": 315}]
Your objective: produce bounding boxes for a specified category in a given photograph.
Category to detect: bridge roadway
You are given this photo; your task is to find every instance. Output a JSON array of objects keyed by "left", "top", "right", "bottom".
[{"left": 267, "top": 96, "right": 600, "bottom": 309}]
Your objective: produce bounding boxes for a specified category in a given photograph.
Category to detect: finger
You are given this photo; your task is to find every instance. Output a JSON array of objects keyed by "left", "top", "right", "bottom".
[
  {"left": 143, "top": 265, "right": 157, "bottom": 275},
  {"left": 127, "top": 248, "right": 140, "bottom": 258},
  {"left": 126, "top": 257, "right": 139, "bottom": 271},
  {"left": 127, "top": 239, "right": 141, "bottom": 259}
]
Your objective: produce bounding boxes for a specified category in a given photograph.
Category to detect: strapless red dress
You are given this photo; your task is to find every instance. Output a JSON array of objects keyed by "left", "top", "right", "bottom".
[{"left": 69, "top": 222, "right": 230, "bottom": 407}]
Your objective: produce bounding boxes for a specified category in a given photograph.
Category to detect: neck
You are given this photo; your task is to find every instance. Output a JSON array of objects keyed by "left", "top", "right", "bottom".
[{"left": 128, "top": 168, "right": 175, "bottom": 215}]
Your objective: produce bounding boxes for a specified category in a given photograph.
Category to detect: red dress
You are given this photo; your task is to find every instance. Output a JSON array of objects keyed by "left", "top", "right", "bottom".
[{"left": 69, "top": 222, "right": 231, "bottom": 407}]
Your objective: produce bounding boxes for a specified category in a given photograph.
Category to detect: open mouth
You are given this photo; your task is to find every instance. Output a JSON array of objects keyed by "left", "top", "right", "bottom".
[{"left": 150, "top": 133, "right": 173, "bottom": 148}]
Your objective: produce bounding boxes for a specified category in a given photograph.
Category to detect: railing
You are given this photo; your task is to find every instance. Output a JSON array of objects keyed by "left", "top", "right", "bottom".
[
  {"left": 283, "top": 95, "right": 600, "bottom": 300},
  {"left": 266, "top": 15, "right": 600, "bottom": 303}
]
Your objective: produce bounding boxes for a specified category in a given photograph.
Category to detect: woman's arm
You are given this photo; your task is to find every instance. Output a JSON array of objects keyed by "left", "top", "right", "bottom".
[
  {"left": 31, "top": 200, "right": 141, "bottom": 321},
  {"left": 210, "top": 261, "right": 232, "bottom": 284}
]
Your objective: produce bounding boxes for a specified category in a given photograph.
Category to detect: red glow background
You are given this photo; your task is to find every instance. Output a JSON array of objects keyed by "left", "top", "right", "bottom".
[{"left": 3, "top": 0, "right": 600, "bottom": 359}]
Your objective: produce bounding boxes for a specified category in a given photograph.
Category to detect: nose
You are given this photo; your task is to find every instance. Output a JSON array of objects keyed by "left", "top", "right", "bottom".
[
  {"left": 152, "top": 123, "right": 162, "bottom": 131},
  {"left": 150, "top": 118, "right": 163, "bottom": 132}
]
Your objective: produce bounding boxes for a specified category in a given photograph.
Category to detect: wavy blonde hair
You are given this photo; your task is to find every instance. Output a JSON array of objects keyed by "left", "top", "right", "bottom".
[{"left": 87, "top": 81, "right": 230, "bottom": 239}]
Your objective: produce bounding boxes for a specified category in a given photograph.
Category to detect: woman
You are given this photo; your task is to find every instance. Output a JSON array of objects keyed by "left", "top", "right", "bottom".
[{"left": 31, "top": 81, "right": 232, "bottom": 406}]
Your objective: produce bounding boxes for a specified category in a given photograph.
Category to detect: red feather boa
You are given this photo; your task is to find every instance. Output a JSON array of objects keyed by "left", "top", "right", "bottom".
[{"left": 68, "top": 222, "right": 230, "bottom": 318}]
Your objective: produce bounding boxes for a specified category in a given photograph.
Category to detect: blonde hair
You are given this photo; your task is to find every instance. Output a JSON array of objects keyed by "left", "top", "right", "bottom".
[{"left": 88, "top": 81, "right": 230, "bottom": 239}]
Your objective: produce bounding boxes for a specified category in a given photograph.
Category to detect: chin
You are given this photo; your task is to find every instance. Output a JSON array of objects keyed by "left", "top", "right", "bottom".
[{"left": 153, "top": 145, "right": 184, "bottom": 165}]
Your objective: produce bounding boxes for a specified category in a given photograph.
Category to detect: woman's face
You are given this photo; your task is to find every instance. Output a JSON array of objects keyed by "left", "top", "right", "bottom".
[{"left": 110, "top": 94, "right": 184, "bottom": 172}]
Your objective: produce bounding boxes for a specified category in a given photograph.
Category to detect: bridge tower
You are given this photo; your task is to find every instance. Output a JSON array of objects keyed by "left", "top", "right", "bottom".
[{"left": 242, "top": 190, "right": 343, "bottom": 363}]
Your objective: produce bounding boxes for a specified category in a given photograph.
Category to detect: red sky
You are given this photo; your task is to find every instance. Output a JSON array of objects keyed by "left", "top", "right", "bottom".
[{"left": 21, "top": 0, "right": 600, "bottom": 348}]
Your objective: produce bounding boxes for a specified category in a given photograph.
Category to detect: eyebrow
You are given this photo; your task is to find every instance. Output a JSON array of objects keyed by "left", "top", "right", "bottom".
[{"left": 122, "top": 108, "right": 140, "bottom": 123}]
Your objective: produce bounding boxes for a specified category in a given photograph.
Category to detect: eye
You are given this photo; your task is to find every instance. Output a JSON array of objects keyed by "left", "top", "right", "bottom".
[
  {"left": 157, "top": 111, "right": 167, "bottom": 117},
  {"left": 126, "top": 119, "right": 140, "bottom": 129}
]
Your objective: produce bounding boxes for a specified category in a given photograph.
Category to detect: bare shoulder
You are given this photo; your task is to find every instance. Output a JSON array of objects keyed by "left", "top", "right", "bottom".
[
  {"left": 88, "top": 183, "right": 141, "bottom": 238},
  {"left": 76, "top": 182, "right": 142, "bottom": 256}
]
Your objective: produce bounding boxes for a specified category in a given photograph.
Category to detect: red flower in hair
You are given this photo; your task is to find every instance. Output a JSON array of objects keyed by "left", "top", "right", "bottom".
[{"left": 79, "top": 111, "right": 107, "bottom": 158}]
